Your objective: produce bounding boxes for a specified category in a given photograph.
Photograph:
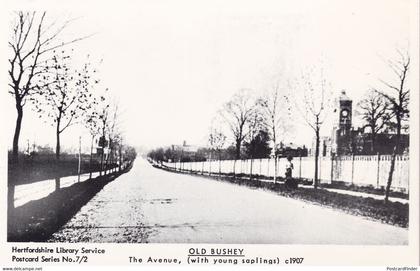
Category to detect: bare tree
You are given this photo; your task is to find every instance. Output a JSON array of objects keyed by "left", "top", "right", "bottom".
[
  {"left": 289, "top": 68, "right": 332, "bottom": 189},
  {"left": 7, "top": 12, "right": 91, "bottom": 209},
  {"left": 97, "top": 100, "right": 110, "bottom": 176},
  {"left": 259, "top": 82, "right": 292, "bottom": 183},
  {"left": 8, "top": 12, "right": 89, "bottom": 163},
  {"left": 356, "top": 90, "right": 390, "bottom": 154},
  {"left": 104, "top": 102, "right": 121, "bottom": 175},
  {"left": 85, "top": 94, "right": 104, "bottom": 179},
  {"left": 220, "top": 89, "right": 257, "bottom": 177},
  {"left": 208, "top": 125, "right": 227, "bottom": 177},
  {"left": 373, "top": 49, "right": 410, "bottom": 203},
  {"left": 33, "top": 50, "right": 95, "bottom": 190},
  {"left": 244, "top": 108, "right": 265, "bottom": 180}
]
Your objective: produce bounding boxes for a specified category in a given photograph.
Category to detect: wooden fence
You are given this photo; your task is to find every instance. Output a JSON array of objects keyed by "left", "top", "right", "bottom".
[{"left": 162, "top": 154, "right": 409, "bottom": 192}]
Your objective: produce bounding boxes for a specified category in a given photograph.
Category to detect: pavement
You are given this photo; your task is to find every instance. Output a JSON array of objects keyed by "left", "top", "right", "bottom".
[{"left": 49, "top": 158, "right": 408, "bottom": 244}]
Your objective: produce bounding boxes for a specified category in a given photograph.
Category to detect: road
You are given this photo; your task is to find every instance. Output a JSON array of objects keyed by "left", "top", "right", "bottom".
[{"left": 49, "top": 158, "right": 408, "bottom": 244}]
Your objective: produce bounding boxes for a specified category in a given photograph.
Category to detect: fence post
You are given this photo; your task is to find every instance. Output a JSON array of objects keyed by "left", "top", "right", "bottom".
[
  {"left": 233, "top": 159, "right": 236, "bottom": 177},
  {"left": 330, "top": 153, "right": 334, "bottom": 183},
  {"left": 219, "top": 159, "right": 221, "bottom": 178},
  {"left": 77, "top": 136, "right": 81, "bottom": 183},
  {"left": 299, "top": 156, "right": 302, "bottom": 179},
  {"left": 319, "top": 156, "right": 322, "bottom": 184},
  {"left": 209, "top": 160, "right": 212, "bottom": 176}
]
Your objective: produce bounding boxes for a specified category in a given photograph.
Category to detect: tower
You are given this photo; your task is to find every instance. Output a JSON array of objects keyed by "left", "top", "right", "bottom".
[
  {"left": 335, "top": 90, "right": 353, "bottom": 155},
  {"left": 338, "top": 90, "right": 352, "bottom": 136}
]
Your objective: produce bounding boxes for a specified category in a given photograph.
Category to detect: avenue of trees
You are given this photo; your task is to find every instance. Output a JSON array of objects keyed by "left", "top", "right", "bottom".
[
  {"left": 8, "top": 12, "right": 136, "bottom": 209},
  {"left": 148, "top": 50, "right": 410, "bottom": 202}
]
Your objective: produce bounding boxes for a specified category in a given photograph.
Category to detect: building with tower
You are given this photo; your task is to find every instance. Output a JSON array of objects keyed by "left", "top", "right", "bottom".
[{"left": 313, "top": 90, "right": 409, "bottom": 157}]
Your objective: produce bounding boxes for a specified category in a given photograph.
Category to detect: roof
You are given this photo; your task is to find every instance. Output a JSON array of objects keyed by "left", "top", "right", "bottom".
[{"left": 339, "top": 90, "right": 351, "bottom": 101}]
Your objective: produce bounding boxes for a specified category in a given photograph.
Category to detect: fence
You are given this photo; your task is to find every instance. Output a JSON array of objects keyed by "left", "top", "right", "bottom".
[{"left": 162, "top": 154, "right": 409, "bottom": 191}]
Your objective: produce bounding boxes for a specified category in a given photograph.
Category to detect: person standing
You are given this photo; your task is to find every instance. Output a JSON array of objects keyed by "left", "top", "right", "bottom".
[{"left": 285, "top": 155, "right": 297, "bottom": 189}]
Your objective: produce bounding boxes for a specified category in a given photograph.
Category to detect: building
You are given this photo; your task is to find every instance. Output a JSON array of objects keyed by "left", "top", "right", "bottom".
[
  {"left": 318, "top": 90, "right": 409, "bottom": 156},
  {"left": 309, "top": 136, "right": 333, "bottom": 157},
  {"left": 277, "top": 142, "right": 308, "bottom": 157},
  {"left": 169, "top": 140, "right": 201, "bottom": 162}
]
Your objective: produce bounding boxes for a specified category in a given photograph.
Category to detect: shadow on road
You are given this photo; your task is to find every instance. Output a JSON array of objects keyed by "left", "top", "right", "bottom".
[{"left": 8, "top": 163, "right": 133, "bottom": 242}]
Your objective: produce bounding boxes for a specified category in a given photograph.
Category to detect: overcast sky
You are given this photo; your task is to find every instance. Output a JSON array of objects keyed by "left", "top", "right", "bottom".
[{"left": 1, "top": 0, "right": 413, "bottom": 153}]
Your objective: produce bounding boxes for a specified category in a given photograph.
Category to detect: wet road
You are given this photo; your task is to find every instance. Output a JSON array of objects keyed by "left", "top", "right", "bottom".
[{"left": 49, "top": 158, "right": 408, "bottom": 244}]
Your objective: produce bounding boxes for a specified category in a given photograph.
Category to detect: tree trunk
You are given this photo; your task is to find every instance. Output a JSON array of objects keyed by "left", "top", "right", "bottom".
[
  {"left": 55, "top": 119, "right": 61, "bottom": 191},
  {"left": 250, "top": 157, "right": 253, "bottom": 180},
  {"left": 12, "top": 103, "right": 23, "bottom": 163},
  {"left": 314, "top": 126, "right": 320, "bottom": 189},
  {"left": 100, "top": 149, "right": 104, "bottom": 176},
  {"left": 370, "top": 129, "right": 376, "bottom": 154},
  {"left": 8, "top": 185, "right": 15, "bottom": 211},
  {"left": 218, "top": 152, "right": 221, "bottom": 178},
  {"left": 105, "top": 149, "right": 110, "bottom": 175},
  {"left": 89, "top": 135, "right": 94, "bottom": 179},
  {"left": 9, "top": 104, "right": 23, "bottom": 210},
  {"left": 233, "top": 159, "right": 237, "bottom": 179},
  {"left": 209, "top": 156, "right": 212, "bottom": 176},
  {"left": 118, "top": 145, "right": 122, "bottom": 172},
  {"left": 100, "top": 129, "right": 105, "bottom": 176},
  {"left": 77, "top": 136, "right": 81, "bottom": 182},
  {"left": 385, "top": 117, "right": 402, "bottom": 203},
  {"left": 384, "top": 149, "right": 397, "bottom": 203},
  {"left": 56, "top": 120, "right": 61, "bottom": 160},
  {"left": 273, "top": 155, "right": 278, "bottom": 183},
  {"left": 235, "top": 139, "right": 241, "bottom": 160}
]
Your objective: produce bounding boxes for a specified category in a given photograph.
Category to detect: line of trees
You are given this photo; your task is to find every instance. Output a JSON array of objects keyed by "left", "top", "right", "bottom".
[
  {"left": 148, "top": 49, "right": 410, "bottom": 203},
  {"left": 356, "top": 50, "right": 410, "bottom": 203},
  {"left": 7, "top": 12, "right": 137, "bottom": 209}
]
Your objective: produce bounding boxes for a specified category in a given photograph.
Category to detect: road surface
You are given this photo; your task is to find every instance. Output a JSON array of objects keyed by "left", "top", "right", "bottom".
[{"left": 49, "top": 158, "right": 408, "bottom": 244}]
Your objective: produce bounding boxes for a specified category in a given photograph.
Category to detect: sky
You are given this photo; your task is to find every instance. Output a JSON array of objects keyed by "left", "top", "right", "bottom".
[{"left": 1, "top": 0, "right": 415, "bottom": 154}]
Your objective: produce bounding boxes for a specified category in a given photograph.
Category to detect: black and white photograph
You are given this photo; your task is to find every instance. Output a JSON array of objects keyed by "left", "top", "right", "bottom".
[{"left": 0, "top": 0, "right": 419, "bottom": 267}]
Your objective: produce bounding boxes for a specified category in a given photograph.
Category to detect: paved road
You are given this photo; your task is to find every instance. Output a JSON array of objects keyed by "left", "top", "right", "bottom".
[{"left": 49, "top": 158, "right": 408, "bottom": 244}]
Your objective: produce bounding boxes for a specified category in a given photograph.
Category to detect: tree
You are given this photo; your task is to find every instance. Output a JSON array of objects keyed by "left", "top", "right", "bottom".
[
  {"left": 244, "top": 130, "right": 271, "bottom": 159},
  {"left": 7, "top": 11, "right": 88, "bottom": 208},
  {"left": 259, "top": 82, "right": 292, "bottom": 182},
  {"left": 148, "top": 148, "right": 165, "bottom": 163},
  {"left": 33, "top": 50, "right": 94, "bottom": 189},
  {"left": 208, "top": 125, "right": 227, "bottom": 176},
  {"left": 36, "top": 51, "right": 93, "bottom": 157},
  {"left": 104, "top": 103, "right": 121, "bottom": 174},
  {"left": 356, "top": 90, "right": 390, "bottom": 154},
  {"left": 220, "top": 89, "right": 257, "bottom": 177},
  {"left": 243, "top": 108, "right": 266, "bottom": 180},
  {"left": 8, "top": 12, "right": 88, "bottom": 163},
  {"left": 85, "top": 94, "right": 104, "bottom": 179},
  {"left": 373, "top": 49, "right": 410, "bottom": 203},
  {"left": 289, "top": 67, "right": 332, "bottom": 189},
  {"left": 97, "top": 100, "right": 110, "bottom": 176}
]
